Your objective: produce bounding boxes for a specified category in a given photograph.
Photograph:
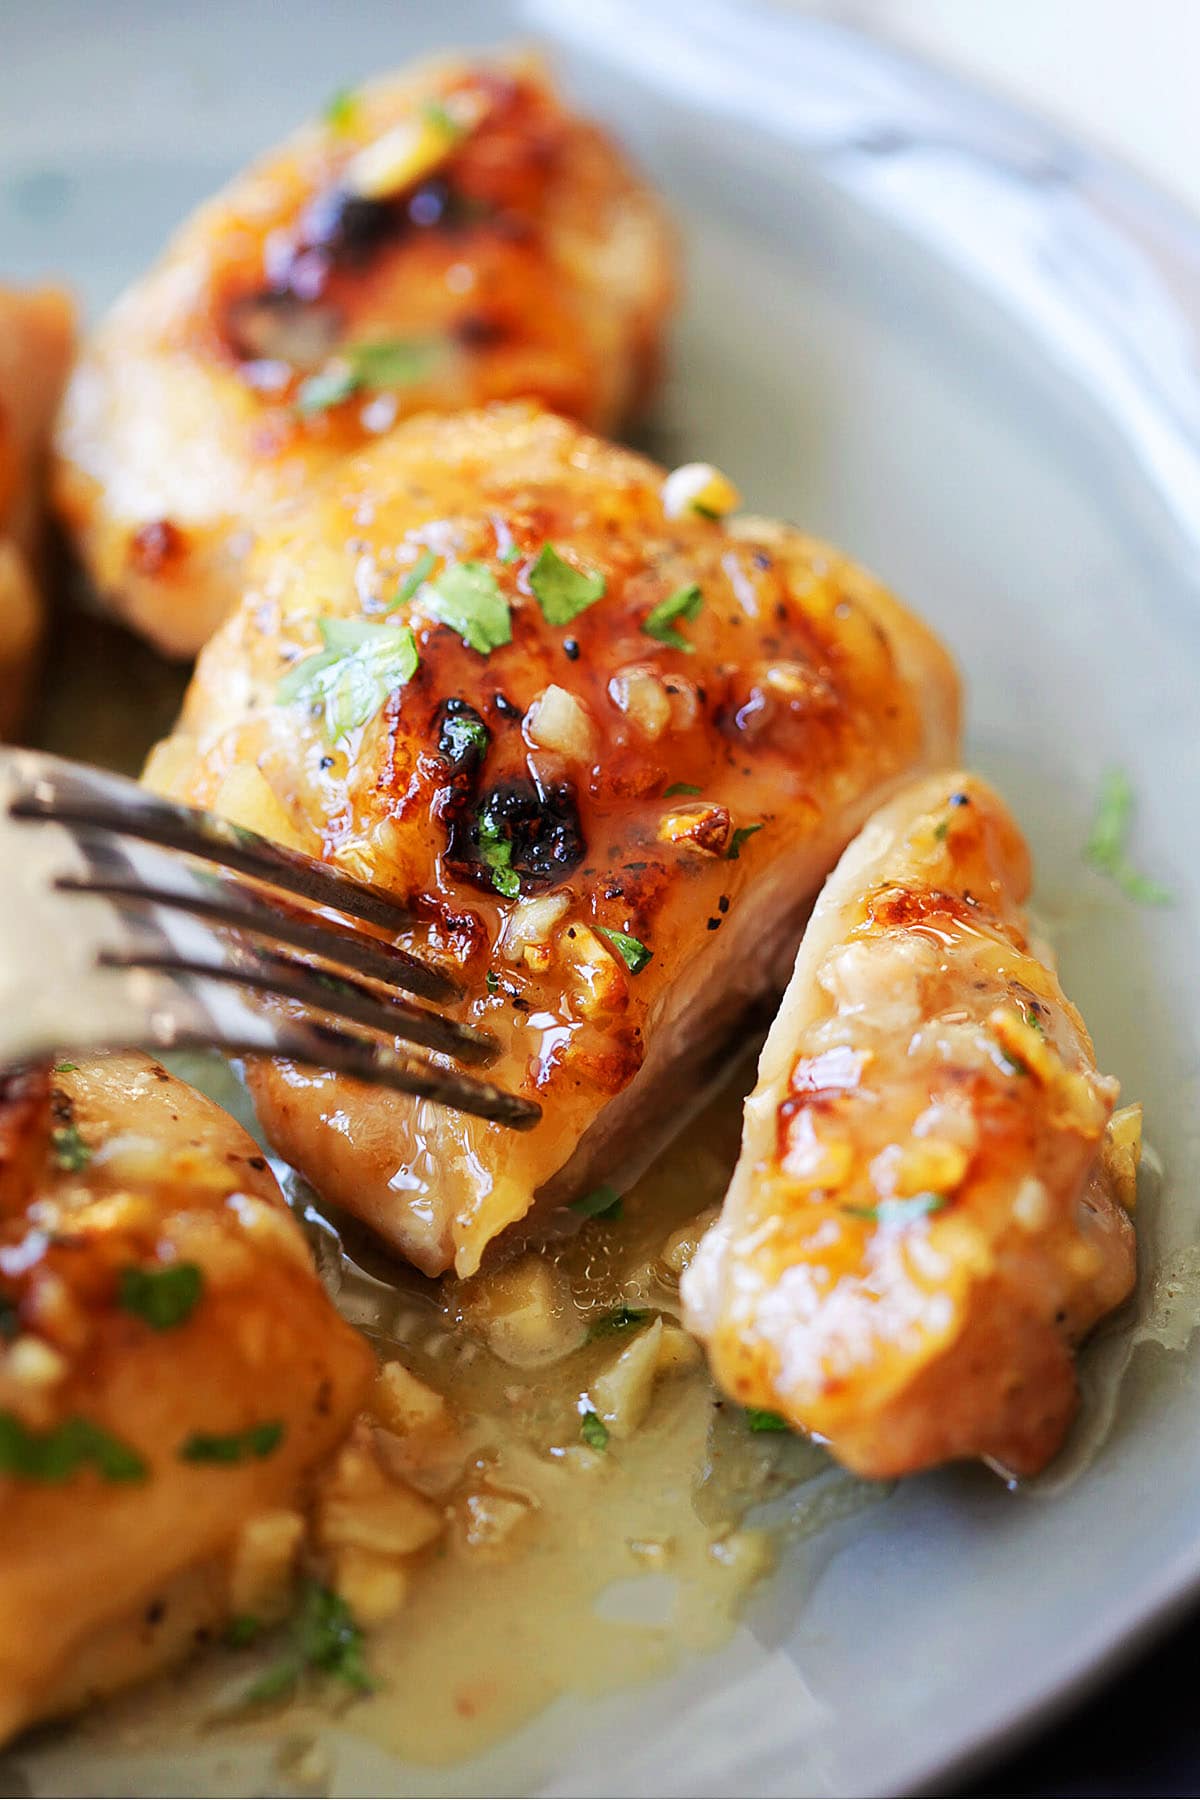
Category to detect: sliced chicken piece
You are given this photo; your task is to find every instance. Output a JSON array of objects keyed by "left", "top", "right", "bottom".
[
  {"left": 683, "top": 772, "right": 1137, "bottom": 1479},
  {"left": 0, "top": 1053, "right": 372, "bottom": 1742},
  {"left": 144, "top": 403, "right": 960, "bottom": 1279},
  {"left": 0, "top": 283, "right": 75, "bottom": 738},
  {"left": 53, "top": 53, "right": 676, "bottom": 657}
]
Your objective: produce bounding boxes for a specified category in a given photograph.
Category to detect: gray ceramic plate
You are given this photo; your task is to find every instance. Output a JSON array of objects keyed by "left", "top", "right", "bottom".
[{"left": 5, "top": 2, "right": 1200, "bottom": 1794}]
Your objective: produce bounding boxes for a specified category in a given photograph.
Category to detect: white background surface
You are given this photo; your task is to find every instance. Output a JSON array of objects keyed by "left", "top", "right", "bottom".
[{"left": 815, "top": 0, "right": 1200, "bottom": 214}]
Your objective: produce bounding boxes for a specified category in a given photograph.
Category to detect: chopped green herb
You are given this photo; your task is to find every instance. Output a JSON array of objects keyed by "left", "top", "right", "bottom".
[
  {"left": 933, "top": 817, "right": 950, "bottom": 842},
  {"left": 297, "top": 338, "right": 441, "bottom": 413},
  {"left": 745, "top": 1408, "right": 789, "bottom": 1434},
  {"left": 663, "top": 782, "right": 702, "bottom": 798},
  {"left": 598, "top": 927, "right": 652, "bottom": 975},
  {"left": 499, "top": 543, "right": 522, "bottom": 566},
  {"left": 587, "top": 1304, "right": 649, "bottom": 1341},
  {"left": 570, "top": 1184, "right": 623, "bottom": 1221},
  {"left": 180, "top": 1421, "right": 285, "bottom": 1466},
  {"left": 0, "top": 1412, "right": 147, "bottom": 1483},
  {"left": 580, "top": 1410, "right": 609, "bottom": 1451},
  {"left": 726, "top": 823, "right": 763, "bottom": 861},
  {"left": 244, "top": 1580, "right": 372, "bottom": 1704},
  {"left": 642, "top": 583, "right": 703, "bottom": 653},
  {"left": 277, "top": 616, "right": 419, "bottom": 741},
  {"left": 485, "top": 969, "right": 500, "bottom": 994},
  {"left": 843, "top": 1192, "right": 950, "bottom": 1226},
  {"left": 393, "top": 548, "right": 437, "bottom": 606},
  {"left": 424, "top": 561, "right": 512, "bottom": 655},
  {"left": 476, "top": 803, "right": 520, "bottom": 898},
  {"left": 118, "top": 1263, "right": 204, "bottom": 1332},
  {"left": 52, "top": 1061, "right": 77, "bottom": 1074},
  {"left": 1085, "top": 769, "right": 1174, "bottom": 905},
  {"left": 324, "top": 87, "right": 358, "bottom": 132},
  {"left": 50, "top": 1121, "right": 90, "bottom": 1173},
  {"left": 528, "top": 543, "right": 606, "bottom": 626},
  {"left": 225, "top": 1615, "right": 261, "bottom": 1649}
]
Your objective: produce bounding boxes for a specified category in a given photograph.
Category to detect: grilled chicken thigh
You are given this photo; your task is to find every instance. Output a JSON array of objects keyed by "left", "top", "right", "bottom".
[
  {"left": 145, "top": 403, "right": 959, "bottom": 1277},
  {"left": 53, "top": 54, "right": 676, "bottom": 657},
  {"left": 683, "top": 772, "right": 1138, "bottom": 1479},
  {"left": 0, "top": 284, "right": 75, "bottom": 738},
  {"left": 0, "top": 1053, "right": 371, "bottom": 1742}
]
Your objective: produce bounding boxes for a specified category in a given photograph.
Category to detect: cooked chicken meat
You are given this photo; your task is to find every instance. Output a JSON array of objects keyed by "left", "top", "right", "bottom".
[
  {"left": 682, "top": 772, "right": 1138, "bottom": 1479},
  {"left": 144, "top": 403, "right": 960, "bottom": 1278},
  {"left": 0, "top": 1053, "right": 371, "bottom": 1742},
  {"left": 0, "top": 284, "right": 75, "bottom": 738},
  {"left": 53, "top": 54, "right": 676, "bottom": 657}
]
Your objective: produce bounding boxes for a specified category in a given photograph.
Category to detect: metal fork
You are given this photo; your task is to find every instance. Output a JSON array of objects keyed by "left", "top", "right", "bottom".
[{"left": 0, "top": 749, "right": 540, "bottom": 1129}]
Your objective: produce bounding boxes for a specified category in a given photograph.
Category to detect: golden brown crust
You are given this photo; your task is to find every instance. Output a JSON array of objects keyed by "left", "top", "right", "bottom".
[
  {"left": 145, "top": 403, "right": 960, "bottom": 1277},
  {"left": 53, "top": 54, "right": 677, "bottom": 656},
  {"left": 682, "top": 772, "right": 1136, "bottom": 1479},
  {"left": 0, "top": 1053, "right": 372, "bottom": 1741}
]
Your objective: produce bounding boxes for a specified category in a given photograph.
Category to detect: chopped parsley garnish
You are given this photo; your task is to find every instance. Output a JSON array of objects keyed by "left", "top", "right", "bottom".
[
  {"left": 570, "top": 1184, "right": 623, "bottom": 1221},
  {"left": 324, "top": 87, "right": 358, "bottom": 132},
  {"left": 439, "top": 708, "right": 489, "bottom": 765},
  {"left": 118, "top": 1263, "right": 204, "bottom": 1332},
  {"left": 587, "top": 1304, "right": 649, "bottom": 1341},
  {"left": 296, "top": 338, "right": 441, "bottom": 413},
  {"left": 933, "top": 817, "right": 951, "bottom": 842},
  {"left": 0, "top": 1412, "right": 147, "bottom": 1482},
  {"left": 50, "top": 1121, "right": 90, "bottom": 1173},
  {"left": 745, "top": 1408, "right": 789, "bottom": 1434},
  {"left": 225, "top": 1614, "right": 262, "bottom": 1649},
  {"left": 726, "top": 823, "right": 763, "bottom": 861},
  {"left": 424, "top": 561, "right": 512, "bottom": 655},
  {"left": 52, "top": 1061, "right": 77, "bottom": 1074},
  {"left": 180, "top": 1421, "right": 285, "bottom": 1465},
  {"left": 663, "top": 782, "right": 702, "bottom": 798},
  {"left": 642, "top": 583, "right": 703, "bottom": 653},
  {"left": 244, "top": 1580, "right": 372, "bottom": 1703},
  {"left": 843, "top": 1192, "right": 950, "bottom": 1226},
  {"left": 476, "top": 802, "right": 520, "bottom": 898},
  {"left": 528, "top": 543, "right": 606, "bottom": 626},
  {"left": 1085, "top": 769, "right": 1173, "bottom": 905},
  {"left": 485, "top": 969, "right": 500, "bottom": 994},
  {"left": 580, "top": 1410, "right": 609, "bottom": 1451},
  {"left": 393, "top": 548, "right": 437, "bottom": 606},
  {"left": 276, "top": 616, "right": 419, "bottom": 740},
  {"left": 598, "top": 927, "right": 653, "bottom": 974}
]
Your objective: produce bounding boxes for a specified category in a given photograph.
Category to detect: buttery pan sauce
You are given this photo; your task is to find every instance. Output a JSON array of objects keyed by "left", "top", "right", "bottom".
[{"left": 62, "top": 1056, "right": 873, "bottom": 1774}]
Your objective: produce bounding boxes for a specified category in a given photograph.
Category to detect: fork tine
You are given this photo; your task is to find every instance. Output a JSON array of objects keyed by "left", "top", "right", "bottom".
[
  {"left": 99, "top": 944, "right": 498, "bottom": 1065},
  {"left": 168, "top": 1021, "right": 542, "bottom": 1130},
  {"left": 8, "top": 763, "right": 429, "bottom": 955},
  {"left": 56, "top": 871, "right": 456, "bottom": 1005}
]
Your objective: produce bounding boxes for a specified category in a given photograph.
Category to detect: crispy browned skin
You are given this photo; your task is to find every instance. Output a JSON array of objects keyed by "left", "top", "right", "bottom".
[
  {"left": 144, "top": 403, "right": 960, "bottom": 1278},
  {"left": 683, "top": 773, "right": 1137, "bottom": 1479},
  {"left": 53, "top": 54, "right": 676, "bottom": 656},
  {"left": 0, "top": 284, "right": 75, "bottom": 738},
  {"left": 0, "top": 1053, "right": 372, "bottom": 1742}
]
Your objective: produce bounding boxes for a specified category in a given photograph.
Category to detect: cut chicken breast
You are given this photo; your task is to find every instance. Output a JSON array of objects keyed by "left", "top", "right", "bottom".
[
  {"left": 0, "top": 1053, "right": 371, "bottom": 1742},
  {"left": 0, "top": 283, "right": 75, "bottom": 738},
  {"left": 682, "top": 772, "right": 1137, "bottom": 1479},
  {"left": 53, "top": 54, "right": 676, "bottom": 657},
  {"left": 144, "top": 403, "right": 960, "bottom": 1278}
]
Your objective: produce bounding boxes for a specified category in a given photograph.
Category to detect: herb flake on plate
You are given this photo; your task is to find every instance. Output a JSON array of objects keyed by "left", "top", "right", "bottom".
[{"left": 528, "top": 543, "right": 606, "bottom": 626}]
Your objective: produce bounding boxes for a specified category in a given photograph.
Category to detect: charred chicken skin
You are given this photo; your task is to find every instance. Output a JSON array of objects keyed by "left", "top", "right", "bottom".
[
  {"left": 682, "top": 772, "right": 1138, "bottom": 1479},
  {"left": 0, "top": 1053, "right": 371, "bottom": 1742},
  {"left": 0, "top": 283, "right": 75, "bottom": 738},
  {"left": 53, "top": 54, "right": 676, "bottom": 657},
  {"left": 144, "top": 403, "right": 960, "bottom": 1279}
]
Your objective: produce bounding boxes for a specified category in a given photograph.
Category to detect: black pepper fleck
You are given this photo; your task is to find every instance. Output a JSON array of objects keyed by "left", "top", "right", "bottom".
[
  {"left": 718, "top": 894, "right": 730, "bottom": 914},
  {"left": 563, "top": 638, "right": 580, "bottom": 662},
  {"left": 706, "top": 917, "right": 721, "bottom": 931}
]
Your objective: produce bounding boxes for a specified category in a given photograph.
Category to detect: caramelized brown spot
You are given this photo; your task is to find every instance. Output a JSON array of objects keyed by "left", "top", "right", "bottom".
[{"left": 129, "top": 519, "right": 186, "bottom": 576}]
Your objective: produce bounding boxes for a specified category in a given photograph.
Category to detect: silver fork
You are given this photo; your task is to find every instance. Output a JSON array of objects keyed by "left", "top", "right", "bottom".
[{"left": 0, "top": 748, "right": 540, "bottom": 1130}]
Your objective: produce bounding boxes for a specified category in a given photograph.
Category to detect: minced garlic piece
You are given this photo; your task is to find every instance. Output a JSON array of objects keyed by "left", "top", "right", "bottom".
[
  {"left": 661, "top": 461, "right": 741, "bottom": 521},
  {"left": 344, "top": 93, "right": 484, "bottom": 200},
  {"left": 1102, "top": 1103, "right": 1143, "bottom": 1211},
  {"left": 333, "top": 1545, "right": 409, "bottom": 1625},
  {"left": 592, "top": 1317, "right": 663, "bottom": 1439},
  {"left": 228, "top": 1509, "right": 305, "bottom": 1618},
  {"left": 371, "top": 1361, "right": 448, "bottom": 1437}
]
